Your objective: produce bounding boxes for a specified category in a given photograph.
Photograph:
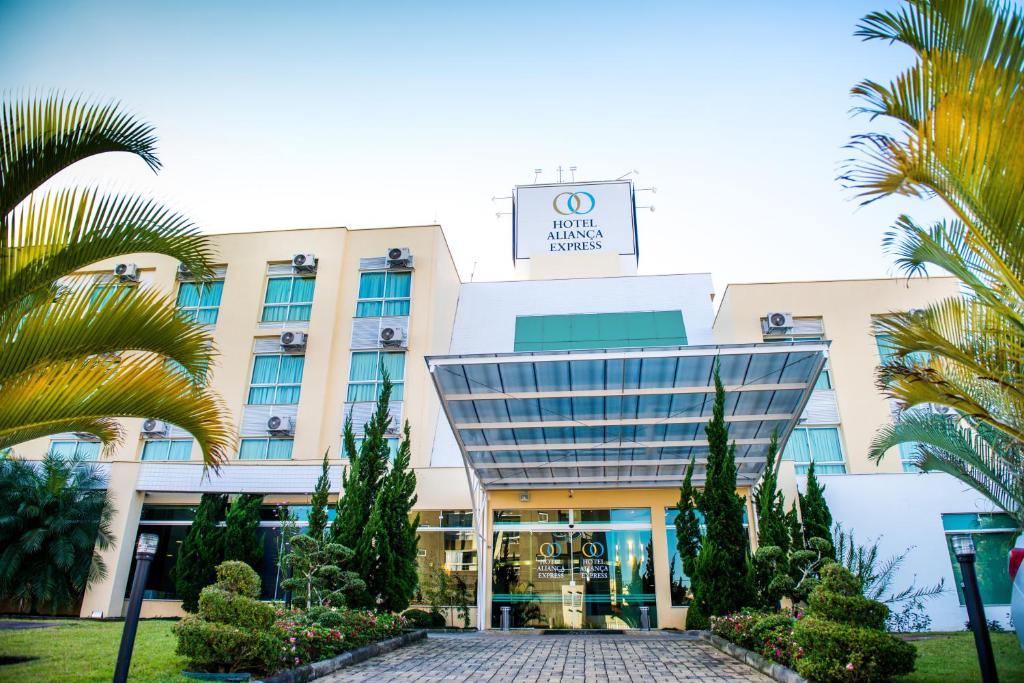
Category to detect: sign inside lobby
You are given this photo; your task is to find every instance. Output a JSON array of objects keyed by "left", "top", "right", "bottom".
[{"left": 513, "top": 180, "right": 638, "bottom": 261}]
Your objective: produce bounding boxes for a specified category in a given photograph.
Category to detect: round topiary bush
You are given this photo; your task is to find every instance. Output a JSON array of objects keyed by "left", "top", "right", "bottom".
[
  {"left": 793, "top": 564, "right": 916, "bottom": 682},
  {"left": 174, "top": 561, "right": 280, "bottom": 675}
]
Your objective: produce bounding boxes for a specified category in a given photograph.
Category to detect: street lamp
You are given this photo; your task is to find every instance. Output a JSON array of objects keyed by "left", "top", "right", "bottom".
[
  {"left": 113, "top": 533, "right": 159, "bottom": 683},
  {"left": 951, "top": 534, "right": 999, "bottom": 683}
]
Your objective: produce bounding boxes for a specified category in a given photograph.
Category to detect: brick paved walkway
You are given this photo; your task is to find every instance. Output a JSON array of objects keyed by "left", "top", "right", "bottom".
[{"left": 324, "top": 632, "right": 772, "bottom": 682}]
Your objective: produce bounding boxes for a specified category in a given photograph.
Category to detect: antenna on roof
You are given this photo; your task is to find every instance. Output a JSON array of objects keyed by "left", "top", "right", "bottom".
[
  {"left": 556, "top": 165, "right": 564, "bottom": 183},
  {"left": 616, "top": 169, "right": 639, "bottom": 180},
  {"left": 569, "top": 165, "right": 577, "bottom": 182},
  {"left": 533, "top": 168, "right": 543, "bottom": 183}
]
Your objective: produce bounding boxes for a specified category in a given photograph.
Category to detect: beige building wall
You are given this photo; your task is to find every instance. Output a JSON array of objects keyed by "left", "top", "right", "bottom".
[
  {"left": 11, "top": 224, "right": 464, "bottom": 618},
  {"left": 712, "top": 277, "right": 960, "bottom": 500}
]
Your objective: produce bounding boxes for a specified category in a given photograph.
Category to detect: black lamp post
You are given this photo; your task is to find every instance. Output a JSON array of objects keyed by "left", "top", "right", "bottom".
[
  {"left": 112, "top": 532, "right": 159, "bottom": 683},
  {"left": 951, "top": 534, "right": 999, "bottom": 683}
]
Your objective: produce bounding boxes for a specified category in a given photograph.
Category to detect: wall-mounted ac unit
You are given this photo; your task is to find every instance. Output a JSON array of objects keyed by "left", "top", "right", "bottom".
[
  {"left": 280, "top": 330, "right": 308, "bottom": 351},
  {"left": 176, "top": 263, "right": 193, "bottom": 280},
  {"left": 386, "top": 247, "right": 413, "bottom": 268},
  {"left": 379, "top": 326, "right": 406, "bottom": 348},
  {"left": 114, "top": 263, "right": 139, "bottom": 283},
  {"left": 765, "top": 311, "right": 794, "bottom": 332},
  {"left": 292, "top": 253, "right": 317, "bottom": 273},
  {"left": 266, "top": 414, "right": 294, "bottom": 435},
  {"left": 141, "top": 419, "right": 169, "bottom": 438}
]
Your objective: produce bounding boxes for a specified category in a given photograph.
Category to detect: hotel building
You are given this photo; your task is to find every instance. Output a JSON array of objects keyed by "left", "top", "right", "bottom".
[{"left": 10, "top": 181, "right": 1014, "bottom": 631}]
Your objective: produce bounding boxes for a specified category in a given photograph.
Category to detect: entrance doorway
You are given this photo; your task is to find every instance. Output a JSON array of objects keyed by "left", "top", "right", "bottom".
[{"left": 491, "top": 508, "right": 656, "bottom": 629}]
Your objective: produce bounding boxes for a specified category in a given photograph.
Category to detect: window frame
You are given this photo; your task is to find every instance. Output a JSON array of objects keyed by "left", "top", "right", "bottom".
[
  {"left": 261, "top": 274, "right": 316, "bottom": 323},
  {"left": 238, "top": 437, "right": 294, "bottom": 461},
  {"left": 141, "top": 439, "right": 193, "bottom": 461},
  {"left": 346, "top": 350, "right": 406, "bottom": 402},
  {"left": 176, "top": 279, "right": 225, "bottom": 326},
  {"left": 785, "top": 426, "right": 847, "bottom": 475},
  {"left": 247, "top": 352, "right": 305, "bottom": 406},
  {"left": 50, "top": 439, "right": 101, "bottom": 460},
  {"left": 762, "top": 327, "right": 832, "bottom": 390},
  {"left": 355, "top": 270, "right": 413, "bottom": 318}
]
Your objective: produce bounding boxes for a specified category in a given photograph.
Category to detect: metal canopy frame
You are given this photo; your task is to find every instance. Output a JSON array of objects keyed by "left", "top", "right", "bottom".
[{"left": 427, "top": 341, "right": 828, "bottom": 491}]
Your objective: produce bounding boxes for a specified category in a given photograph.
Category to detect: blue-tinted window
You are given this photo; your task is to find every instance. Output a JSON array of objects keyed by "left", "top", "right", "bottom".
[
  {"left": 356, "top": 271, "right": 411, "bottom": 317},
  {"left": 784, "top": 427, "right": 846, "bottom": 474},
  {"left": 248, "top": 354, "right": 305, "bottom": 405},
  {"left": 239, "top": 438, "right": 293, "bottom": 460},
  {"left": 347, "top": 351, "right": 405, "bottom": 401},
  {"left": 176, "top": 280, "right": 224, "bottom": 325},
  {"left": 141, "top": 440, "right": 193, "bottom": 461},
  {"left": 50, "top": 440, "right": 101, "bottom": 460},
  {"left": 262, "top": 276, "right": 315, "bottom": 322}
]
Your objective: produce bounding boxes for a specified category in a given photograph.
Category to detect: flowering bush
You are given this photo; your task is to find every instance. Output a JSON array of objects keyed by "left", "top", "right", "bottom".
[
  {"left": 276, "top": 607, "right": 407, "bottom": 667},
  {"left": 710, "top": 610, "right": 803, "bottom": 668}
]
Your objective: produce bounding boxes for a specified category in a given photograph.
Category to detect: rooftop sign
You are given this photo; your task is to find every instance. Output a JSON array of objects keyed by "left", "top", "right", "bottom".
[{"left": 513, "top": 180, "right": 638, "bottom": 262}]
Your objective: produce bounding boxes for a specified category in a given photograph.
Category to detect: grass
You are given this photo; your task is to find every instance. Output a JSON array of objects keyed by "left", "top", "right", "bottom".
[
  {"left": 0, "top": 618, "right": 188, "bottom": 682},
  {"left": 899, "top": 631, "right": 1024, "bottom": 683}
]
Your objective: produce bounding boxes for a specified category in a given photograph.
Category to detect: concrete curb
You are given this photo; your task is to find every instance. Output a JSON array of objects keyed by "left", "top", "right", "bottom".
[
  {"left": 697, "top": 631, "right": 808, "bottom": 683},
  {"left": 252, "top": 629, "right": 427, "bottom": 683}
]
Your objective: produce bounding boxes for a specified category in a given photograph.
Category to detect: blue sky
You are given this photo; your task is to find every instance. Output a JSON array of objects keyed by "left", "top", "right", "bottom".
[{"left": 0, "top": 0, "right": 947, "bottom": 291}]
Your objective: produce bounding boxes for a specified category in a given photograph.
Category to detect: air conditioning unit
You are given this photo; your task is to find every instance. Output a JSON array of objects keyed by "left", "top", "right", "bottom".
[
  {"left": 114, "top": 263, "right": 139, "bottom": 283},
  {"left": 379, "top": 326, "right": 406, "bottom": 348},
  {"left": 292, "top": 253, "right": 318, "bottom": 273},
  {"left": 141, "top": 419, "right": 169, "bottom": 438},
  {"left": 266, "top": 414, "right": 294, "bottom": 435},
  {"left": 280, "top": 330, "right": 308, "bottom": 351},
  {"left": 931, "top": 404, "right": 954, "bottom": 416},
  {"left": 765, "top": 311, "right": 794, "bottom": 332},
  {"left": 175, "top": 263, "right": 193, "bottom": 280},
  {"left": 386, "top": 247, "right": 413, "bottom": 268}
]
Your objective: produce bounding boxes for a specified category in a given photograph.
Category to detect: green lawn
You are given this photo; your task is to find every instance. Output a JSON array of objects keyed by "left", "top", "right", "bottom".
[
  {"left": 899, "top": 632, "right": 1024, "bottom": 683},
  {"left": 0, "top": 619, "right": 188, "bottom": 682}
]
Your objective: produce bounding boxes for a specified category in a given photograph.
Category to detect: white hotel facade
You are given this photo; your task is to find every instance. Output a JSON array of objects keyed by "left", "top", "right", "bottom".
[{"left": 10, "top": 180, "right": 1014, "bottom": 631}]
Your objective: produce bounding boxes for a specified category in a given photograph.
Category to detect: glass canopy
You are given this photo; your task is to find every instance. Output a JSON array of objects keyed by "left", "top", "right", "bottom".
[{"left": 427, "top": 341, "right": 828, "bottom": 490}]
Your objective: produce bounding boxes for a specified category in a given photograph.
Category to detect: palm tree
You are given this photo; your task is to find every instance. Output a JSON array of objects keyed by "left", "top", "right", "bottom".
[
  {"left": 846, "top": 1, "right": 1024, "bottom": 521},
  {"left": 0, "top": 451, "right": 115, "bottom": 613},
  {"left": 0, "top": 94, "right": 232, "bottom": 465}
]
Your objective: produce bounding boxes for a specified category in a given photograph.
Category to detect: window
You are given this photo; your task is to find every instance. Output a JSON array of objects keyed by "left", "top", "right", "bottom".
[
  {"left": 262, "top": 276, "right": 315, "bottom": 322},
  {"left": 514, "top": 311, "right": 687, "bottom": 352},
  {"left": 898, "top": 442, "right": 921, "bottom": 473},
  {"left": 763, "top": 330, "right": 831, "bottom": 390},
  {"left": 349, "top": 436, "right": 400, "bottom": 462},
  {"left": 347, "top": 351, "right": 405, "bottom": 401},
  {"left": 415, "top": 511, "right": 478, "bottom": 604},
  {"left": 248, "top": 354, "right": 304, "bottom": 405},
  {"left": 89, "top": 282, "right": 134, "bottom": 309},
  {"left": 50, "top": 440, "right": 100, "bottom": 460},
  {"left": 942, "top": 513, "right": 1016, "bottom": 605},
  {"left": 356, "top": 271, "right": 411, "bottom": 317},
  {"left": 875, "top": 333, "right": 929, "bottom": 366},
  {"left": 784, "top": 427, "right": 846, "bottom": 474},
  {"left": 663, "top": 509, "right": 691, "bottom": 606},
  {"left": 176, "top": 280, "right": 224, "bottom": 325},
  {"left": 141, "top": 440, "right": 192, "bottom": 461},
  {"left": 238, "top": 438, "right": 294, "bottom": 460}
]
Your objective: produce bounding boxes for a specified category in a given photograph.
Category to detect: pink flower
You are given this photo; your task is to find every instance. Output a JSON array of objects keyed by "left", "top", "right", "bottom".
[{"left": 846, "top": 663, "right": 855, "bottom": 671}]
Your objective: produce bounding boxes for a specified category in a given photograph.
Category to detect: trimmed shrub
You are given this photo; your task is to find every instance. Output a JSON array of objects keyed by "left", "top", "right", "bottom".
[
  {"left": 175, "top": 561, "right": 281, "bottom": 675},
  {"left": 793, "top": 564, "right": 916, "bottom": 682},
  {"left": 278, "top": 609, "right": 406, "bottom": 666},
  {"left": 403, "top": 608, "right": 446, "bottom": 629},
  {"left": 214, "top": 560, "right": 261, "bottom": 598},
  {"left": 198, "top": 588, "right": 275, "bottom": 631},
  {"left": 175, "top": 618, "right": 281, "bottom": 674},
  {"left": 794, "top": 616, "right": 916, "bottom": 682},
  {"left": 711, "top": 611, "right": 802, "bottom": 668}
]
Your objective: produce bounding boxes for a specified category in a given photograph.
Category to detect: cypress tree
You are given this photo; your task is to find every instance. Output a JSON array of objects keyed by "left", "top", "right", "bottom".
[
  {"left": 223, "top": 493, "right": 264, "bottom": 570},
  {"left": 753, "top": 431, "right": 789, "bottom": 552},
  {"left": 691, "top": 362, "right": 752, "bottom": 616},
  {"left": 799, "top": 461, "right": 835, "bottom": 556},
  {"left": 786, "top": 502, "right": 804, "bottom": 550},
  {"left": 367, "top": 421, "right": 420, "bottom": 612},
  {"left": 172, "top": 493, "right": 227, "bottom": 612},
  {"left": 307, "top": 450, "right": 331, "bottom": 542},
  {"left": 332, "top": 374, "right": 393, "bottom": 551},
  {"left": 674, "top": 457, "right": 701, "bottom": 579}
]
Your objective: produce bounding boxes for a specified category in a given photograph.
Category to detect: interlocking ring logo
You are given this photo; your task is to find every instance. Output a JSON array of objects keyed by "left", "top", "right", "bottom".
[
  {"left": 552, "top": 191, "right": 596, "bottom": 215},
  {"left": 538, "top": 542, "right": 560, "bottom": 558},
  {"left": 581, "top": 541, "right": 605, "bottom": 559}
]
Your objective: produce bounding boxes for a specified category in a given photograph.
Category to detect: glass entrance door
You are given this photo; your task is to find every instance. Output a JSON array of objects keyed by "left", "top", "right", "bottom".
[{"left": 491, "top": 508, "right": 656, "bottom": 629}]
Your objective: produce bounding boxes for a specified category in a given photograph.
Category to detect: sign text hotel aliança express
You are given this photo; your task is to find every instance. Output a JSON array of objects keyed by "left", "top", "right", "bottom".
[{"left": 513, "top": 180, "right": 639, "bottom": 260}]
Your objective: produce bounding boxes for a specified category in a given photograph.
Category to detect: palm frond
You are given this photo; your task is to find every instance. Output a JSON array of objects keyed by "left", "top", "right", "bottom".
[
  {"left": 0, "top": 278, "right": 215, "bottom": 385},
  {"left": 0, "top": 354, "right": 234, "bottom": 467},
  {"left": 1, "top": 93, "right": 159, "bottom": 217},
  {"left": 2, "top": 187, "right": 215, "bottom": 308}
]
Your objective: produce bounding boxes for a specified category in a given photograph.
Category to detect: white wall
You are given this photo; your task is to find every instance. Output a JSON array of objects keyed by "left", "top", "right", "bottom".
[
  {"left": 814, "top": 472, "right": 1013, "bottom": 631},
  {"left": 431, "top": 273, "right": 716, "bottom": 466}
]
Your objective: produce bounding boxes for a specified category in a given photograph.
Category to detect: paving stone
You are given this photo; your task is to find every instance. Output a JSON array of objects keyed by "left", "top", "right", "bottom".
[{"left": 321, "top": 633, "right": 772, "bottom": 683}]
